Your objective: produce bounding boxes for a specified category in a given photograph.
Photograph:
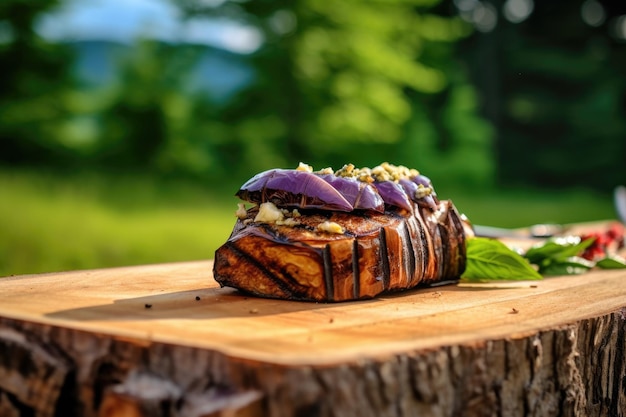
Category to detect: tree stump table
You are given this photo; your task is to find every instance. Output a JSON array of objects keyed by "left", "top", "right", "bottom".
[{"left": 0, "top": 223, "right": 625, "bottom": 417}]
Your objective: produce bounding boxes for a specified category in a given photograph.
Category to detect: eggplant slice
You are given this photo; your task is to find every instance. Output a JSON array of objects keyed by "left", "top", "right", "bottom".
[{"left": 213, "top": 200, "right": 467, "bottom": 302}]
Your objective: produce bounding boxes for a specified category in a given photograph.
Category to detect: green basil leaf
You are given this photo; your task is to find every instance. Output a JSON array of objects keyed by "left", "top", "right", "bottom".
[
  {"left": 539, "top": 256, "right": 595, "bottom": 276},
  {"left": 524, "top": 236, "right": 595, "bottom": 264},
  {"left": 462, "top": 237, "right": 543, "bottom": 282},
  {"left": 596, "top": 256, "right": 626, "bottom": 269}
]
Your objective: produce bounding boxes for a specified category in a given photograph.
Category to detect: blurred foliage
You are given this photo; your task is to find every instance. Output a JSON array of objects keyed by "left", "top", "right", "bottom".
[
  {"left": 457, "top": 0, "right": 626, "bottom": 191},
  {"left": 177, "top": 0, "right": 494, "bottom": 185},
  {"left": 0, "top": 0, "right": 624, "bottom": 191},
  {"left": 0, "top": 168, "right": 238, "bottom": 276},
  {"left": 0, "top": 0, "right": 76, "bottom": 165},
  {"left": 0, "top": 0, "right": 494, "bottom": 188},
  {"left": 3, "top": 0, "right": 625, "bottom": 276}
]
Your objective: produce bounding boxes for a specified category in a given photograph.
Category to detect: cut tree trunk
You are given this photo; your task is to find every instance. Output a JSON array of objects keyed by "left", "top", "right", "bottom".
[{"left": 0, "top": 224, "right": 625, "bottom": 417}]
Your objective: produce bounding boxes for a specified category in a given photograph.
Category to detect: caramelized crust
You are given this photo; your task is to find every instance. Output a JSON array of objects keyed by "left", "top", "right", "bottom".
[{"left": 213, "top": 201, "right": 466, "bottom": 302}]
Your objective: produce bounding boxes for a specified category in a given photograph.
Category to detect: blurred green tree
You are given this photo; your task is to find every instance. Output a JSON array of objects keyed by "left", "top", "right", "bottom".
[
  {"left": 0, "top": 0, "right": 76, "bottom": 165},
  {"left": 456, "top": 0, "right": 626, "bottom": 191},
  {"left": 0, "top": 0, "right": 496, "bottom": 189},
  {"left": 177, "top": 0, "right": 495, "bottom": 185},
  {"left": 97, "top": 41, "right": 181, "bottom": 169},
  {"left": 95, "top": 40, "right": 251, "bottom": 179}
]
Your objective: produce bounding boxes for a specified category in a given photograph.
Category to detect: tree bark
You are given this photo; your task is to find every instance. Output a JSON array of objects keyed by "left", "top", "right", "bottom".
[{"left": 1, "top": 309, "right": 624, "bottom": 417}]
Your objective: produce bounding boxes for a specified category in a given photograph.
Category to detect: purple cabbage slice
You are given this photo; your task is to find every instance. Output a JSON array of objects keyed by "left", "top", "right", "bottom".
[
  {"left": 236, "top": 164, "right": 441, "bottom": 213},
  {"left": 398, "top": 178, "right": 418, "bottom": 200},
  {"left": 411, "top": 174, "right": 432, "bottom": 188},
  {"left": 416, "top": 194, "right": 438, "bottom": 211},
  {"left": 318, "top": 174, "right": 384, "bottom": 213},
  {"left": 398, "top": 178, "right": 438, "bottom": 210},
  {"left": 372, "top": 180, "right": 413, "bottom": 212},
  {"left": 236, "top": 169, "right": 353, "bottom": 212}
]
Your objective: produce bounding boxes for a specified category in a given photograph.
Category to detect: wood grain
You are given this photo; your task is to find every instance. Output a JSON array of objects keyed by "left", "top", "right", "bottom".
[
  {"left": 1, "top": 260, "right": 625, "bottom": 365},
  {"left": 0, "top": 221, "right": 625, "bottom": 416}
]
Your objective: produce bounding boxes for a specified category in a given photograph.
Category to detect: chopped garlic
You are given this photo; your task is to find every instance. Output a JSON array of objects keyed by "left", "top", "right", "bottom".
[
  {"left": 318, "top": 221, "right": 344, "bottom": 234},
  {"left": 316, "top": 167, "right": 334, "bottom": 175},
  {"left": 415, "top": 184, "right": 432, "bottom": 199},
  {"left": 254, "top": 202, "right": 284, "bottom": 223},
  {"left": 297, "top": 162, "right": 313, "bottom": 172},
  {"left": 235, "top": 203, "right": 248, "bottom": 219},
  {"left": 335, "top": 163, "right": 356, "bottom": 177},
  {"left": 369, "top": 162, "right": 420, "bottom": 182},
  {"left": 277, "top": 218, "right": 300, "bottom": 227},
  {"left": 371, "top": 165, "right": 392, "bottom": 182},
  {"left": 297, "top": 161, "right": 422, "bottom": 185}
]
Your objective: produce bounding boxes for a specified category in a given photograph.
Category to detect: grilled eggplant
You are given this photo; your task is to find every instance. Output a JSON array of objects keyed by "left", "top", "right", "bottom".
[{"left": 213, "top": 163, "right": 468, "bottom": 302}]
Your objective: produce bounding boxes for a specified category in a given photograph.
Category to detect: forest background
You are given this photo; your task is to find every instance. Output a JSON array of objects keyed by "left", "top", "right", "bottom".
[{"left": 1, "top": 0, "right": 625, "bottom": 276}]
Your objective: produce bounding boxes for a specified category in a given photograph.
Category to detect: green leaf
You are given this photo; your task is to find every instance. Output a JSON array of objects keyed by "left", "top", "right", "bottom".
[
  {"left": 596, "top": 256, "right": 626, "bottom": 269},
  {"left": 461, "top": 237, "right": 543, "bottom": 282},
  {"left": 539, "top": 256, "right": 595, "bottom": 276},
  {"left": 524, "top": 236, "right": 595, "bottom": 264}
]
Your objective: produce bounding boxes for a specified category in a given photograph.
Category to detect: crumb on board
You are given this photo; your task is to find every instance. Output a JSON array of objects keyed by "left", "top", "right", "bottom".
[
  {"left": 144, "top": 304, "right": 152, "bottom": 309},
  {"left": 249, "top": 308, "right": 259, "bottom": 314},
  {"left": 195, "top": 296, "right": 201, "bottom": 301},
  {"left": 509, "top": 307, "right": 519, "bottom": 314}
]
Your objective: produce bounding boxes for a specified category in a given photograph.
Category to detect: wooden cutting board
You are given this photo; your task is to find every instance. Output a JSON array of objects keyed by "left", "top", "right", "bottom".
[
  {"left": 1, "top": 222, "right": 625, "bottom": 417},
  {"left": 1, "top": 259, "right": 625, "bottom": 366}
]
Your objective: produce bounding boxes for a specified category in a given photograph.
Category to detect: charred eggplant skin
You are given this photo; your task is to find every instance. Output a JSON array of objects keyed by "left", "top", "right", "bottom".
[{"left": 213, "top": 163, "right": 467, "bottom": 302}]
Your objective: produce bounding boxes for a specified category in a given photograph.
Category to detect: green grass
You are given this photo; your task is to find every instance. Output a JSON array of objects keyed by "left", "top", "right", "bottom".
[
  {"left": 445, "top": 185, "right": 616, "bottom": 229},
  {"left": 0, "top": 169, "right": 240, "bottom": 277},
  {"left": 0, "top": 169, "right": 617, "bottom": 277}
]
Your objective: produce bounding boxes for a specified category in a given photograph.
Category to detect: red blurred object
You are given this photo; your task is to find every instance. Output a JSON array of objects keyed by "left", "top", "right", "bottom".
[{"left": 580, "top": 223, "right": 625, "bottom": 261}]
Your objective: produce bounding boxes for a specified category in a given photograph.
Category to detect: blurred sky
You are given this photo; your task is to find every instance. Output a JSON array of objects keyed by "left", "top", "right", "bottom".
[
  {"left": 35, "top": 0, "right": 263, "bottom": 53},
  {"left": 34, "top": 0, "right": 625, "bottom": 51}
]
